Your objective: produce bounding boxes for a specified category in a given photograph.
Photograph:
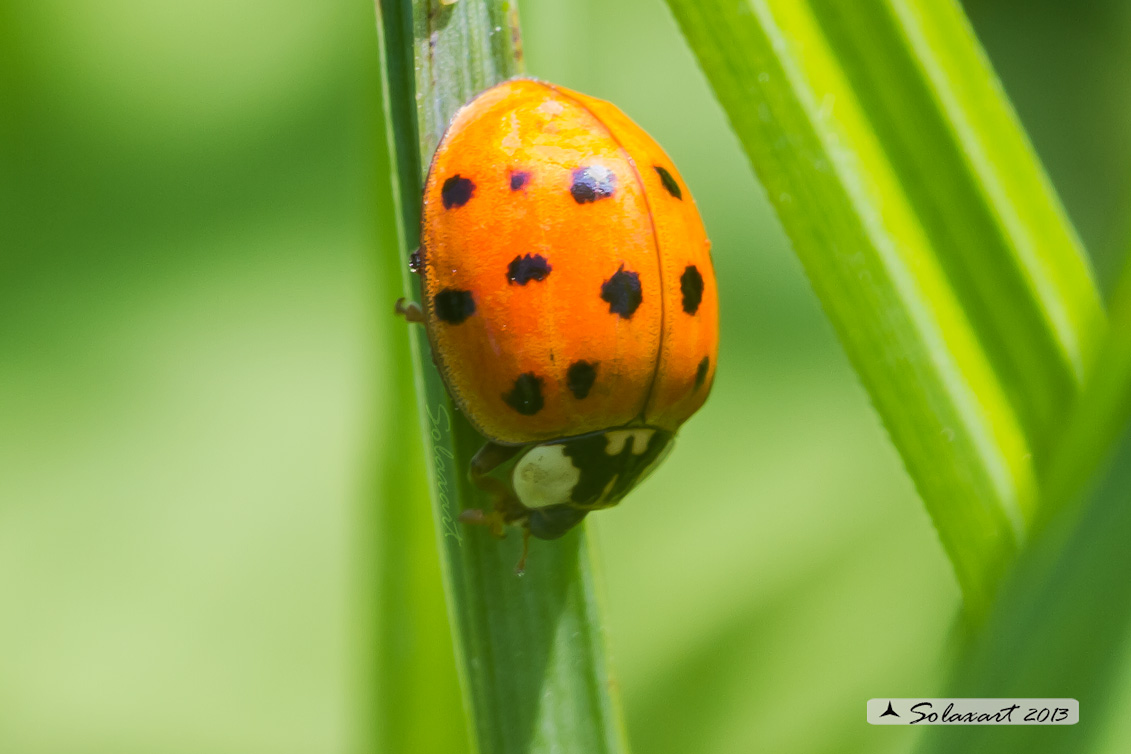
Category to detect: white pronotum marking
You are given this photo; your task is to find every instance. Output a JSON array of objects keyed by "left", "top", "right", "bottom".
[
  {"left": 603, "top": 429, "right": 655, "bottom": 456},
  {"left": 513, "top": 445, "right": 581, "bottom": 509}
]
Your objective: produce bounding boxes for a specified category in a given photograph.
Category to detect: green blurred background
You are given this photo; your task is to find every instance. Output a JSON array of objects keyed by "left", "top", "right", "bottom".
[{"left": 1, "top": 1, "right": 1128, "bottom": 752}]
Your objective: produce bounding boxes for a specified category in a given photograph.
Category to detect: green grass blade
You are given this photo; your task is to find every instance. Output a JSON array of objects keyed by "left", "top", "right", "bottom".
[
  {"left": 368, "top": 83, "right": 469, "bottom": 753},
  {"left": 662, "top": 0, "right": 1104, "bottom": 615},
  {"left": 914, "top": 231, "right": 1131, "bottom": 752},
  {"left": 373, "top": 1, "right": 629, "bottom": 752},
  {"left": 922, "top": 437, "right": 1131, "bottom": 754},
  {"left": 369, "top": 318, "right": 470, "bottom": 754},
  {"left": 1041, "top": 257, "right": 1131, "bottom": 520},
  {"left": 916, "top": 249, "right": 1131, "bottom": 753}
]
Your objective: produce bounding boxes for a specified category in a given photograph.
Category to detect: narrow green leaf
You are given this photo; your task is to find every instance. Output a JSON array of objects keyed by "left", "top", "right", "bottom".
[
  {"left": 373, "top": 1, "right": 629, "bottom": 752},
  {"left": 1041, "top": 257, "right": 1131, "bottom": 520},
  {"left": 939, "top": 440, "right": 1131, "bottom": 754},
  {"left": 368, "top": 81, "right": 469, "bottom": 753},
  {"left": 369, "top": 330, "right": 469, "bottom": 754},
  {"left": 918, "top": 235, "right": 1131, "bottom": 754},
  {"left": 914, "top": 246, "right": 1131, "bottom": 754},
  {"left": 663, "top": 0, "right": 1104, "bottom": 614}
]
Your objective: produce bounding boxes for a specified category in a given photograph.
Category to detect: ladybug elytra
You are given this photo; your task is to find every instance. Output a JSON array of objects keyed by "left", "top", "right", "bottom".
[{"left": 405, "top": 78, "right": 718, "bottom": 552}]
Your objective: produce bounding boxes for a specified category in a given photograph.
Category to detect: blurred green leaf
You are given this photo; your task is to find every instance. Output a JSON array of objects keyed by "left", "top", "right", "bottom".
[
  {"left": 916, "top": 247, "right": 1131, "bottom": 754},
  {"left": 373, "top": 1, "right": 629, "bottom": 752},
  {"left": 663, "top": 0, "right": 1104, "bottom": 615},
  {"left": 1041, "top": 258, "right": 1131, "bottom": 520}
]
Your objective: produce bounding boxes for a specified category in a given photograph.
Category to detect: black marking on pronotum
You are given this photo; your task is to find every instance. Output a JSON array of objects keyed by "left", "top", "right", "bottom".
[
  {"left": 510, "top": 170, "right": 530, "bottom": 191},
  {"left": 680, "top": 265, "right": 704, "bottom": 315},
  {"left": 559, "top": 430, "right": 672, "bottom": 508},
  {"left": 507, "top": 254, "right": 552, "bottom": 285},
  {"left": 695, "top": 356, "right": 710, "bottom": 389},
  {"left": 503, "top": 373, "right": 544, "bottom": 415},
  {"left": 567, "top": 360, "right": 598, "bottom": 400},
  {"left": 570, "top": 166, "right": 616, "bottom": 204},
  {"left": 441, "top": 175, "right": 475, "bottom": 209},
  {"left": 433, "top": 288, "right": 476, "bottom": 324},
  {"left": 601, "top": 265, "right": 643, "bottom": 319},
  {"left": 654, "top": 165, "right": 683, "bottom": 200}
]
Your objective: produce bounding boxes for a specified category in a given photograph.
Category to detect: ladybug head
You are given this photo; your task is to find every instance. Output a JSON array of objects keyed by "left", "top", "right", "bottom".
[{"left": 510, "top": 428, "right": 675, "bottom": 539}]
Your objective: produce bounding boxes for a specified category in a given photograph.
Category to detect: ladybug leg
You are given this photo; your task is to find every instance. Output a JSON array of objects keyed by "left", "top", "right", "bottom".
[
  {"left": 469, "top": 441, "right": 522, "bottom": 477},
  {"left": 461, "top": 442, "right": 526, "bottom": 538},
  {"left": 394, "top": 298, "right": 425, "bottom": 323},
  {"left": 514, "top": 529, "right": 531, "bottom": 576},
  {"left": 457, "top": 507, "right": 506, "bottom": 538}
]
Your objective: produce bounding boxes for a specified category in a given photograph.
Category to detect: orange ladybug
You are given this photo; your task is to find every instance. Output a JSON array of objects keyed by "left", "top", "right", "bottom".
[{"left": 406, "top": 78, "right": 717, "bottom": 544}]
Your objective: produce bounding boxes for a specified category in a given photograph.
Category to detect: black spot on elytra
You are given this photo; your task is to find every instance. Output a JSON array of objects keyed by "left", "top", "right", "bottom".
[
  {"left": 441, "top": 175, "right": 475, "bottom": 209},
  {"left": 507, "top": 254, "right": 552, "bottom": 285},
  {"left": 510, "top": 170, "right": 530, "bottom": 191},
  {"left": 503, "top": 373, "right": 544, "bottom": 415},
  {"left": 433, "top": 288, "right": 475, "bottom": 324},
  {"left": 680, "top": 265, "right": 704, "bottom": 315},
  {"left": 567, "top": 361, "right": 598, "bottom": 399},
  {"left": 695, "top": 356, "right": 710, "bottom": 390},
  {"left": 570, "top": 166, "right": 616, "bottom": 203},
  {"left": 601, "top": 265, "right": 642, "bottom": 319},
  {"left": 654, "top": 165, "right": 683, "bottom": 200}
]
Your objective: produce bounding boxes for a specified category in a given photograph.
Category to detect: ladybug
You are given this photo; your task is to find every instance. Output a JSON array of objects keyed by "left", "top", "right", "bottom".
[{"left": 401, "top": 78, "right": 717, "bottom": 551}]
